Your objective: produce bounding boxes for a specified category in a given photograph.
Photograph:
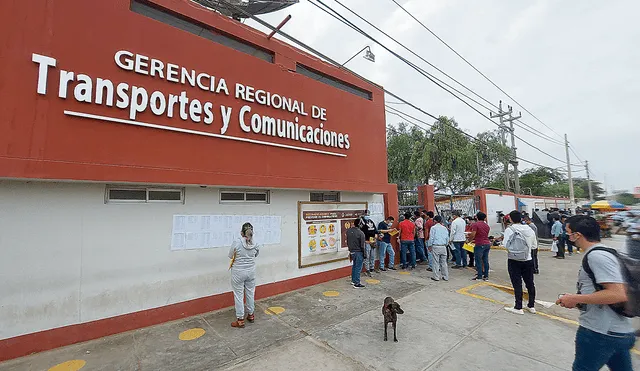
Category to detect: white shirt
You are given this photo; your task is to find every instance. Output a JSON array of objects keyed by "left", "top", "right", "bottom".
[
  {"left": 502, "top": 224, "right": 536, "bottom": 261},
  {"left": 449, "top": 217, "right": 467, "bottom": 242}
]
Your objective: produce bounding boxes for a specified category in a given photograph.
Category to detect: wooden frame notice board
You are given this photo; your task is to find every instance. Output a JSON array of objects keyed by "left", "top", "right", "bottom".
[{"left": 298, "top": 201, "right": 368, "bottom": 268}]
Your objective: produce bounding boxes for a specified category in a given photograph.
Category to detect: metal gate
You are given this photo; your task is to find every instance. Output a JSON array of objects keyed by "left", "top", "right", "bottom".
[
  {"left": 434, "top": 193, "right": 479, "bottom": 220},
  {"left": 398, "top": 188, "right": 421, "bottom": 216}
]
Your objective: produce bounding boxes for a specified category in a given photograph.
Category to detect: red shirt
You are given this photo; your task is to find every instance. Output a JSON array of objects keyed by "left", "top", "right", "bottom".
[
  {"left": 471, "top": 222, "right": 491, "bottom": 245},
  {"left": 424, "top": 218, "right": 434, "bottom": 239},
  {"left": 398, "top": 220, "right": 416, "bottom": 241}
]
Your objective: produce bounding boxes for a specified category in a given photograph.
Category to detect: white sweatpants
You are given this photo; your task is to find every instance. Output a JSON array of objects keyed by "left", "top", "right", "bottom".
[{"left": 231, "top": 268, "right": 256, "bottom": 319}]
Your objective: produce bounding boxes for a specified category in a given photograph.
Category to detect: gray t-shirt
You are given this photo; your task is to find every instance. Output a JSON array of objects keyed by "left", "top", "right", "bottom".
[{"left": 577, "top": 248, "right": 633, "bottom": 334}]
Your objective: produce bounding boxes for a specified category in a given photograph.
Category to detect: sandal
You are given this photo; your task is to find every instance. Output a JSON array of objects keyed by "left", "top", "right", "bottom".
[
  {"left": 246, "top": 313, "right": 255, "bottom": 323},
  {"left": 231, "top": 318, "right": 245, "bottom": 328}
]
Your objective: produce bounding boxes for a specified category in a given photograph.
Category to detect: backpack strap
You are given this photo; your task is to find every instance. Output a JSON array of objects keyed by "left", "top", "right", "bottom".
[{"left": 582, "top": 246, "right": 619, "bottom": 292}]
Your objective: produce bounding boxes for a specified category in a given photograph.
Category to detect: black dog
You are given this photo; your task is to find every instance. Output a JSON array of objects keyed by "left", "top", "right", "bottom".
[{"left": 382, "top": 296, "right": 404, "bottom": 342}]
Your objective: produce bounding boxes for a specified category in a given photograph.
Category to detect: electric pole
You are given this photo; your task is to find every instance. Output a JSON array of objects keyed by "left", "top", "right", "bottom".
[
  {"left": 504, "top": 106, "right": 522, "bottom": 195},
  {"left": 490, "top": 101, "right": 511, "bottom": 191},
  {"left": 585, "top": 160, "right": 594, "bottom": 201},
  {"left": 564, "top": 134, "right": 576, "bottom": 211}
]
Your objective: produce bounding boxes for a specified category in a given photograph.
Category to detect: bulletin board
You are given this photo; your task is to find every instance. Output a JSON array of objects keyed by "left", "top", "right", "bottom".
[{"left": 298, "top": 201, "right": 368, "bottom": 268}]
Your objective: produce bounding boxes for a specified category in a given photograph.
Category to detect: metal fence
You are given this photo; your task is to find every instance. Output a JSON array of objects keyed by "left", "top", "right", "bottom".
[{"left": 434, "top": 194, "right": 479, "bottom": 220}]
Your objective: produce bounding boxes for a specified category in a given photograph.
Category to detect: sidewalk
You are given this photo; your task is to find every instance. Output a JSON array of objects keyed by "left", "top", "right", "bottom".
[{"left": 2, "top": 236, "right": 638, "bottom": 371}]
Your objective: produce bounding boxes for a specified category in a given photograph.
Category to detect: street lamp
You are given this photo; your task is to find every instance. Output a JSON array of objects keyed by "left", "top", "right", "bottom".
[{"left": 342, "top": 46, "right": 375, "bottom": 66}]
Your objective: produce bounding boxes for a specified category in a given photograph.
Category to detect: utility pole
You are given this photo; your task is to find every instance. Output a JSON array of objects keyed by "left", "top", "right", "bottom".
[
  {"left": 504, "top": 106, "right": 522, "bottom": 195},
  {"left": 490, "top": 101, "right": 511, "bottom": 191},
  {"left": 564, "top": 134, "right": 576, "bottom": 211},
  {"left": 585, "top": 160, "right": 594, "bottom": 201}
]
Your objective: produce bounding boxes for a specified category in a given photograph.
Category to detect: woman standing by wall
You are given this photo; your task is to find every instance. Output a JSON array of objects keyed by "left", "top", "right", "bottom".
[{"left": 228, "top": 222, "right": 261, "bottom": 328}]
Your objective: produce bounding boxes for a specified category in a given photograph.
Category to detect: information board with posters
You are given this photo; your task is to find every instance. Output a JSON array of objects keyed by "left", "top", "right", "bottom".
[{"left": 298, "top": 201, "right": 368, "bottom": 268}]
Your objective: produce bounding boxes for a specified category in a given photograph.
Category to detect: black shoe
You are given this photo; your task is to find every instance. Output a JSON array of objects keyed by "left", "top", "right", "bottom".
[
  {"left": 353, "top": 283, "right": 365, "bottom": 288},
  {"left": 555, "top": 256, "right": 565, "bottom": 259},
  {"left": 426, "top": 267, "right": 433, "bottom": 272},
  {"left": 389, "top": 267, "right": 397, "bottom": 270},
  {"left": 431, "top": 277, "right": 440, "bottom": 281},
  {"left": 534, "top": 270, "right": 540, "bottom": 274},
  {"left": 472, "top": 277, "right": 481, "bottom": 281},
  {"left": 380, "top": 268, "right": 387, "bottom": 272},
  {"left": 483, "top": 277, "right": 489, "bottom": 281}
]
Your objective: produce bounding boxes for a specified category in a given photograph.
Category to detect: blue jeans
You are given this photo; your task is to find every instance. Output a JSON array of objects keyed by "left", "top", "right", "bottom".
[
  {"left": 351, "top": 252, "right": 364, "bottom": 285},
  {"left": 415, "top": 238, "right": 427, "bottom": 262},
  {"left": 378, "top": 241, "right": 395, "bottom": 269},
  {"left": 573, "top": 326, "right": 635, "bottom": 371},
  {"left": 451, "top": 241, "right": 465, "bottom": 266},
  {"left": 474, "top": 244, "right": 491, "bottom": 278},
  {"left": 400, "top": 240, "right": 416, "bottom": 268}
]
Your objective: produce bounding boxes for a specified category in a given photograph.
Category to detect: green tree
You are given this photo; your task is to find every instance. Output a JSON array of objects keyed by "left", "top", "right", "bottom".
[
  {"left": 616, "top": 192, "right": 639, "bottom": 206},
  {"left": 573, "top": 178, "right": 606, "bottom": 200},
  {"left": 386, "top": 123, "right": 425, "bottom": 187}
]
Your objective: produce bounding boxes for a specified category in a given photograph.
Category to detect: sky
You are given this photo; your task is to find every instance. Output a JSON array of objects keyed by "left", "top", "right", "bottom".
[{"left": 245, "top": 0, "right": 640, "bottom": 194}]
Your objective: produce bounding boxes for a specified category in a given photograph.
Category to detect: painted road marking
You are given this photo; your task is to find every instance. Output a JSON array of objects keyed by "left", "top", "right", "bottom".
[
  {"left": 265, "top": 306, "right": 286, "bottom": 315},
  {"left": 398, "top": 271, "right": 411, "bottom": 275},
  {"left": 323, "top": 290, "right": 340, "bottom": 297},
  {"left": 365, "top": 279, "right": 380, "bottom": 284},
  {"left": 178, "top": 328, "right": 206, "bottom": 341},
  {"left": 457, "top": 282, "right": 640, "bottom": 356},
  {"left": 48, "top": 360, "right": 86, "bottom": 371}
]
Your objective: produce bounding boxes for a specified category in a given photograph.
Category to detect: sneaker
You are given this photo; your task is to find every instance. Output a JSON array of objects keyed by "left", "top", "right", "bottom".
[
  {"left": 431, "top": 277, "right": 440, "bottom": 281},
  {"left": 504, "top": 307, "right": 524, "bottom": 315},
  {"left": 472, "top": 277, "right": 481, "bottom": 281},
  {"left": 364, "top": 271, "right": 372, "bottom": 277},
  {"left": 388, "top": 267, "right": 397, "bottom": 270},
  {"left": 568, "top": 253, "right": 573, "bottom": 256},
  {"left": 525, "top": 307, "right": 537, "bottom": 314},
  {"left": 426, "top": 267, "right": 433, "bottom": 272},
  {"left": 483, "top": 277, "right": 489, "bottom": 281},
  {"left": 351, "top": 281, "right": 355, "bottom": 286},
  {"left": 380, "top": 268, "right": 387, "bottom": 272},
  {"left": 353, "top": 283, "right": 365, "bottom": 288}
]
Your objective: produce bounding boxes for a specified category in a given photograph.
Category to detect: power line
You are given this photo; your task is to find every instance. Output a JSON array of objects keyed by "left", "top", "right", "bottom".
[
  {"left": 313, "top": 0, "right": 568, "bottom": 164},
  {"left": 220, "top": 0, "right": 568, "bottom": 174},
  {"left": 389, "top": 0, "right": 565, "bottom": 141}
]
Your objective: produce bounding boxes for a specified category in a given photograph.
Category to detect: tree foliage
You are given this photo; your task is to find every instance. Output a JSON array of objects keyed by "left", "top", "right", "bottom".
[
  {"left": 387, "top": 116, "right": 510, "bottom": 193},
  {"left": 616, "top": 192, "right": 639, "bottom": 206}
]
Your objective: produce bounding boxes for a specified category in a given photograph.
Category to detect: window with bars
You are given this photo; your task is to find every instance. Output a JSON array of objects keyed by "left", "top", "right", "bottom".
[
  {"left": 105, "top": 186, "right": 184, "bottom": 203},
  {"left": 310, "top": 191, "right": 341, "bottom": 202},
  {"left": 220, "top": 190, "right": 270, "bottom": 203}
]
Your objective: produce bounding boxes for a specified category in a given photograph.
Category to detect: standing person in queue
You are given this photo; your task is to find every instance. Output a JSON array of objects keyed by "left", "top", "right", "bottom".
[
  {"left": 556, "top": 215, "right": 634, "bottom": 370},
  {"left": 398, "top": 212, "right": 417, "bottom": 270},
  {"left": 347, "top": 218, "right": 367, "bottom": 288},
  {"left": 552, "top": 215, "right": 565, "bottom": 259},
  {"left": 413, "top": 211, "right": 428, "bottom": 265},
  {"left": 524, "top": 215, "right": 540, "bottom": 274},
  {"left": 377, "top": 216, "right": 397, "bottom": 271},
  {"left": 449, "top": 210, "right": 467, "bottom": 269},
  {"left": 428, "top": 215, "right": 450, "bottom": 281},
  {"left": 358, "top": 212, "right": 378, "bottom": 276},
  {"left": 503, "top": 211, "right": 537, "bottom": 315},
  {"left": 468, "top": 212, "right": 491, "bottom": 281},
  {"left": 229, "top": 223, "right": 261, "bottom": 328},
  {"left": 424, "top": 211, "right": 436, "bottom": 271},
  {"left": 465, "top": 216, "right": 475, "bottom": 268}
]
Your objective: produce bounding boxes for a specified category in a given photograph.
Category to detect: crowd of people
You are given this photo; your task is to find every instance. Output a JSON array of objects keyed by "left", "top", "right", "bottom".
[{"left": 346, "top": 209, "right": 496, "bottom": 287}]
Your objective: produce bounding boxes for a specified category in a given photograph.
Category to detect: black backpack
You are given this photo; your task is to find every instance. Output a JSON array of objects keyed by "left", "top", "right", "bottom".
[{"left": 582, "top": 246, "right": 640, "bottom": 318}]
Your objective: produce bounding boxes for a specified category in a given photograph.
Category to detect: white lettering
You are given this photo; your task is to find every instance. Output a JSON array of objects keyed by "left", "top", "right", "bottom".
[
  {"left": 189, "top": 99, "right": 202, "bottom": 122},
  {"left": 95, "top": 78, "right": 114, "bottom": 106},
  {"left": 129, "top": 86, "right": 148, "bottom": 120},
  {"left": 32, "top": 53, "right": 57, "bottom": 95},
  {"left": 167, "top": 94, "right": 179, "bottom": 118},
  {"left": 245, "top": 85, "right": 255, "bottom": 102},
  {"left": 221, "top": 106, "right": 232, "bottom": 134},
  {"left": 150, "top": 59, "right": 164, "bottom": 78},
  {"left": 235, "top": 83, "right": 246, "bottom": 99},
  {"left": 197, "top": 73, "right": 210, "bottom": 91},
  {"left": 149, "top": 91, "right": 166, "bottom": 115},
  {"left": 239, "top": 105, "right": 251, "bottom": 132},
  {"left": 134, "top": 54, "right": 149, "bottom": 75},
  {"left": 115, "top": 50, "right": 134, "bottom": 71},
  {"left": 203, "top": 102, "right": 214, "bottom": 125},
  {"left": 167, "top": 63, "right": 179, "bottom": 83},
  {"left": 58, "top": 70, "right": 74, "bottom": 98},
  {"left": 181, "top": 67, "right": 195, "bottom": 87},
  {"left": 251, "top": 113, "right": 261, "bottom": 133},
  {"left": 115, "top": 82, "right": 130, "bottom": 109},
  {"left": 74, "top": 74, "right": 93, "bottom": 103},
  {"left": 344, "top": 134, "right": 350, "bottom": 149},
  {"left": 178, "top": 91, "right": 189, "bottom": 120},
  {"left": 216, "top": 78, "right": 229, "bottom": 95}
]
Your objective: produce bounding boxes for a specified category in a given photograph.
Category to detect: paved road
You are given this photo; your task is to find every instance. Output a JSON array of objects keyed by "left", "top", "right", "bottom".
[{"left": 2, "top": 235, "right": 638, "bottom": 371}]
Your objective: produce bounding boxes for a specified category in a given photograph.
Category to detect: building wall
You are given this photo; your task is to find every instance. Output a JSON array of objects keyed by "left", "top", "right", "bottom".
[
  {"left": 0, "top": 179, "right": 383, "bottom": 340},
  {"left": 0, "top": 0, "right": 388, "bottom": 193}
]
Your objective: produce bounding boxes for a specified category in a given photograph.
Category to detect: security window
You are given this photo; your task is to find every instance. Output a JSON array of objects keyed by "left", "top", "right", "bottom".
[
  {"left": 220, "top": 190, "right": 270, "bottom": 203},
  {"left": 106, "top": 186, "right": 184, "bottom": 203},
  {"left": 310, "top": 191, "right": 341, "bottom": 202}
]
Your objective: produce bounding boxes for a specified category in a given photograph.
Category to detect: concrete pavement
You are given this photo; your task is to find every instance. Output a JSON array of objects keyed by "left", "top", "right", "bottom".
[{"left": 2, "top": 235, "right": 638, "bottom": 371}]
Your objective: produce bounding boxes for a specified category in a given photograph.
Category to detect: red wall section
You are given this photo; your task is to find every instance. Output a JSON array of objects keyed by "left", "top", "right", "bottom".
[{"left": 0, "top": 0, "right": 388, "bottom": 193}]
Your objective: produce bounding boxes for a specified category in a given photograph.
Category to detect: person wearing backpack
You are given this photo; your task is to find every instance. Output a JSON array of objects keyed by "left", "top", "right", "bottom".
[
  {"left": 556, "top": 215, "right": 635, "bottom": 371},
  {"left": 503, "top": 211, "right": 537, "bottom": 315}
]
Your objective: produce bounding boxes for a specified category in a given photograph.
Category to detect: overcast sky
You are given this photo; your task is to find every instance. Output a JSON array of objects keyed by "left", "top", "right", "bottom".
[{"left": 247, "top": 0, "right": 640, "bottom": 193}]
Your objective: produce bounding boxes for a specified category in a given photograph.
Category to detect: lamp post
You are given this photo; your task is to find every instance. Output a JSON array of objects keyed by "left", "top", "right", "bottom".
[{"left": 342, "top": 46, "right": 375, "bottom": 66}]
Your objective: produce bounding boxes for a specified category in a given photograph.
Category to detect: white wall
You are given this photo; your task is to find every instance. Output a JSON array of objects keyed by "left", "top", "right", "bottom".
[
  {"left": 485, "top": 193, "right": 516, "bottom": 236},
  {"left": 0, "top": 180, "right": 383, "bottom": 340}
]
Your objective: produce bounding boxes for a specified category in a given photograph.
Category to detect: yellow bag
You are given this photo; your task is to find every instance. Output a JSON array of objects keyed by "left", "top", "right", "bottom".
[
  {"left": 229, "top": 250, "right": 236, "bottom": 270},
  {"left": 463, "top": 242, "right": 475, "bottom": 253}
]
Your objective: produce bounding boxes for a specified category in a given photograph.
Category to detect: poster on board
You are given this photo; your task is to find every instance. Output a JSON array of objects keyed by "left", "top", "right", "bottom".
[{"left": 298, "top": 202, "right": 367, "bottom": 268}]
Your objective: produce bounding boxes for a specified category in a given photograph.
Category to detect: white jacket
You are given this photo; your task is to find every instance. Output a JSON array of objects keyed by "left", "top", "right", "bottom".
[
  {"left": 450, "top": 217, "right": 467, "bottom": 242},
  {"left": 503, "top": 224, "right": 536, "bottom": 261}
]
